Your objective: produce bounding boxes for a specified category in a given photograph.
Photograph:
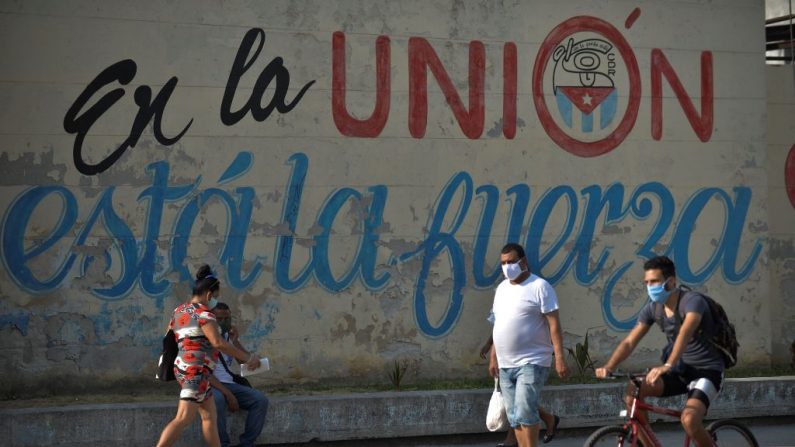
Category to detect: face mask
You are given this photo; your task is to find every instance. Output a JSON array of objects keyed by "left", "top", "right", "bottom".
[
  {"left": 208, "top": 296, "right": 218, "bottom": 309},
  {"left": 502, "top": 261, "right": 524, "bottom": 281},
  {"left": 647, "top": 279, "right": 672, "bottom": 303},
  {"left": 218, "top": 319, "right": 232, "bottom": 334}
]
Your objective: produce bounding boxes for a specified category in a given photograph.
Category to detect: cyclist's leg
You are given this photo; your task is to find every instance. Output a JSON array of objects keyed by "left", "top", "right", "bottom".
[
  {"left": 682, "top": 373, "right": 722, "bottom": 447},
  {"left": 681, "top": 398, "right": 711, "bottom": 447},
  {"left": 628, "top": 373, "right": 681, "bottom": 447},
  {"left": 624, "top": 378, "right": 665, "bottom": 425}
]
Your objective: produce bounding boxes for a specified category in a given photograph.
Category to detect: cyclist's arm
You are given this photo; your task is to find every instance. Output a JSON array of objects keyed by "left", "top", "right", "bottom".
[
  {"left": 664, "top": 311, "right": 702, "bottom": 366},
  {"left": 599, "top": 322, "right": 651, "bottom": 373},
  {"left": 646, "top": 311, "right": 703, "bottom": 384}
]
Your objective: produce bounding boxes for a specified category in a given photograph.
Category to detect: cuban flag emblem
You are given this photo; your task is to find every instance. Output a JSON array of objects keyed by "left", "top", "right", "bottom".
[{"left": 552, "top": 38, "right": 618, "bottom": 132}]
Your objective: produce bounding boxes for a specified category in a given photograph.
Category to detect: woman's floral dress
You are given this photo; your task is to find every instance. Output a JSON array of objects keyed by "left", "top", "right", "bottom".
[{"left": 170, "top": 302, "right": 219, "bottom": 402}]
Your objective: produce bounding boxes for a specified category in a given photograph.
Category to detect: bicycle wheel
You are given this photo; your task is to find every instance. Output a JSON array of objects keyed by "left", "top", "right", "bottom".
[
  {"left": 706, "top": 419, "right": 759, "bottom": 447},
  {"left": 584, "top": 425, "right": 635, "bottom": 447}
]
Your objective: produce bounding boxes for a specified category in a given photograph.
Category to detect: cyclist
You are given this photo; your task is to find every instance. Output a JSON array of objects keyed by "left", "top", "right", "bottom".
[{"left": 595, "top": 256, "right": 725, "bottom": 447}]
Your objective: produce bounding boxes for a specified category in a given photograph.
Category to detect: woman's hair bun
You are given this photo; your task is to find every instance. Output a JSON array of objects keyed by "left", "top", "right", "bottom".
[
  {"left": 192, "top": 264, "right": 220, "bottom": 296},
  {"left": 195, "top": 264, "right": 213, "bottom": 281}
]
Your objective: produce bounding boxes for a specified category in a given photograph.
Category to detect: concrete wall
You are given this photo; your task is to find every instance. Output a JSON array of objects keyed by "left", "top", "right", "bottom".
[
  {"left": 767, "top": 65, "right": 795, "bottom": 366},
  {"left": 0, "top": 0, "right": 781, "bottom": 391},
  {"left": 2, "top": 377, "right": 794, "bottom": 446}
]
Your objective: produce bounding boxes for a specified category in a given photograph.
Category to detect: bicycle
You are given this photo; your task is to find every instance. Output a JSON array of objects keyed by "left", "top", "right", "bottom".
[{"left": 584, "top": 371, "right": 758, "bottom": 446}]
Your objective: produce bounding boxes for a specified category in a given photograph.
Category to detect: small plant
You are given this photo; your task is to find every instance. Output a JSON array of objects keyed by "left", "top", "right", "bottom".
[
  {"left": 566, "top": 330, "right": 596, "bottom": 377},
  {"left": 387, "top": 360, "right": 408, "bottom": 391}
]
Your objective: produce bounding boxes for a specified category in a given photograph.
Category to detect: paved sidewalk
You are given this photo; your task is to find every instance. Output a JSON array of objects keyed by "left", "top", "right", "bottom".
[{"left": 273, "top": 416, "right": 795, "bottom": 447}]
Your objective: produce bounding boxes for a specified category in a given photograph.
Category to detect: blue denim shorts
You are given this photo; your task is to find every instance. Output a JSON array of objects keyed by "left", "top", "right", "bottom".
[{"left": 499, "top": 363, "right": 549, "bottom": 427}]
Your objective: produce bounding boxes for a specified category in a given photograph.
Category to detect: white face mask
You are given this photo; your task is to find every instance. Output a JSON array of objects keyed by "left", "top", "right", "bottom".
[{"left": 502, "top": 261, "right": 524, "bottom": 280}]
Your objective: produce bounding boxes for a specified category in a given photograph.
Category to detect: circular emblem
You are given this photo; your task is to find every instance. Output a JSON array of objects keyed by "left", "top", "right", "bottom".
[{"left": 533, "top": 16, "right": 641, "bottom": 157}]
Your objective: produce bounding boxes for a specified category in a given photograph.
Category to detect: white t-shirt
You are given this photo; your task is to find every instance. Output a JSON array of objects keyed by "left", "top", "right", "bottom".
[
  {"left": 491, "top": 274, "right": 559, "bottom": 368},
  {"left": 213, "top": 333, "right": 236, "bottom": 384}
]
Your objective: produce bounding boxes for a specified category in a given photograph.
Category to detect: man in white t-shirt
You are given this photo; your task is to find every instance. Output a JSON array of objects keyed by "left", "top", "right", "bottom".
[
  {"left": 209, "top": 303, "right": 269, "bottom": 447},
  {"left": 489, "top": 243, "right": 569, "bottom": 447}
]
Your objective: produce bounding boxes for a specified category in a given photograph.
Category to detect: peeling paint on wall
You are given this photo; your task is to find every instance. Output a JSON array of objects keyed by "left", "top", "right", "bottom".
[{"left": 0, "top": 0, "right": 782, "bottom": 387}]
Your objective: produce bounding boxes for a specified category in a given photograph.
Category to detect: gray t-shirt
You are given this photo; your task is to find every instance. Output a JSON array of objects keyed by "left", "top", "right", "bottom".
[{"left": 638, "top": 291, "right": 725, "bottom": 372}]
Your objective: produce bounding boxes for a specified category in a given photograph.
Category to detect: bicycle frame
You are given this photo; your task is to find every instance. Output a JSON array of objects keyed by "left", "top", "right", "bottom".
[{"left": 622, "top": 375, "right": 692, "bottom": 447}]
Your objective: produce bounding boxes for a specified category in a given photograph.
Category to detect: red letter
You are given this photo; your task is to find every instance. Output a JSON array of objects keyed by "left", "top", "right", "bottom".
[
  {"left": 651, "top": 49, "right": 713, "bottom": 142},
  {"left": 503, "top": 42, "right": 517, "bottom": 140},
  {"left": 786, "top": 144, "right": 795, "bottom": 210},
  {"left": 332, "top": 32, "right": 390, "bottom": 137},
  {"left": 408, "top": 38, "right": 485, "bottom": 139}
]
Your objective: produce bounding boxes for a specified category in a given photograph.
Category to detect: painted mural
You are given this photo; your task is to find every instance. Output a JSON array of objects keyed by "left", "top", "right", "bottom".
[{"left": 0, "top": 0, "right": 780, "bottom": 385}]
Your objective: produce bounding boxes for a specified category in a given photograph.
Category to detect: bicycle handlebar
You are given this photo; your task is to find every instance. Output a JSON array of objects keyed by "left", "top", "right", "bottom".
[{"left": 597, "top": 370, "right": 648, "bottom": 380}]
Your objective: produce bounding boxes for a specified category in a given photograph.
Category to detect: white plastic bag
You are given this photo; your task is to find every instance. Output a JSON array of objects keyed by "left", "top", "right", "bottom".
[{"left": 486, "top": 377, "right": 509, "bottom": 431}]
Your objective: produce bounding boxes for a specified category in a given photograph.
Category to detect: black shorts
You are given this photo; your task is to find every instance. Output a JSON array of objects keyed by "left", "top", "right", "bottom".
[{"left": 660, "top": 365, "right": 723, "bottom": 409}]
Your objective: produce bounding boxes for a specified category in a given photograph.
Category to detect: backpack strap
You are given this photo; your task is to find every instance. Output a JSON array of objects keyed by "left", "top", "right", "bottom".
[
  {"left": 672, "top": 289, "right": 684, "bottom": 334},
  {"left": 654, "top": 286, "right": 686, "bottom": 338},
  {"left": 219, "top": 351, "right": 236, "bottom": 376},
  {"left": 654, "top": 301, "right": 665, "bottom": 332},
  {"left": 217, "top": 332, "right": 236, "bottom": 376},
  {"left": 216, "top": 335, "right": 252, "bottom": 387}
]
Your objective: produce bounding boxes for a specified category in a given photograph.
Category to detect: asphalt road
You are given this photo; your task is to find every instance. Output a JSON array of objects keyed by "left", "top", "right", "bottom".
[{"left": 273, "top": 416, "right": 795, "bottom": 447}]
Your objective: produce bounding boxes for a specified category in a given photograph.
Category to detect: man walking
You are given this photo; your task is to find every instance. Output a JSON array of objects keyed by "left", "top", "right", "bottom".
[
  {"left": 489, "top": 243, "right": 569, "bottom": 447},
  {"left": 210, "top": 302, "right": 269, "bottom": 447}
]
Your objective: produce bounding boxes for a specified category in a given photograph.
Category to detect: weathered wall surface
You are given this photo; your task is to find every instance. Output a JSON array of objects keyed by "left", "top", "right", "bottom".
[
  {"left": 0, "top": 0, "right": 778, "bottom": 391},
  {"left": 767, "top": 66, "right": 795, "bottom": 366}
]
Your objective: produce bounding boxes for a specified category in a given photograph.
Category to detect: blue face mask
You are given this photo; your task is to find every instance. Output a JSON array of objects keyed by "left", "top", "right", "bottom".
[
  {"left": 208, "top": 297, "right": 218, "bottom": 309},
  {"left": 647, "top": 279, "right": 673, "bottom": 303}
]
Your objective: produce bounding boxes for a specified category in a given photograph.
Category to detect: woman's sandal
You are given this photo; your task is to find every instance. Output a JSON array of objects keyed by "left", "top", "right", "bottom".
[{"left": 542, "top": 414, "right": 560, "bottom": 443}]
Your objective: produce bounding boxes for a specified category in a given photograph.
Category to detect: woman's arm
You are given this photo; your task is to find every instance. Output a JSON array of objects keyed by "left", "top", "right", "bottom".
[
  {"left": 202, "top": 321, "right": 259, "bottom": 369},
  {"left": 228, "top": 326, "right": 249, "bottom": 355}
]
